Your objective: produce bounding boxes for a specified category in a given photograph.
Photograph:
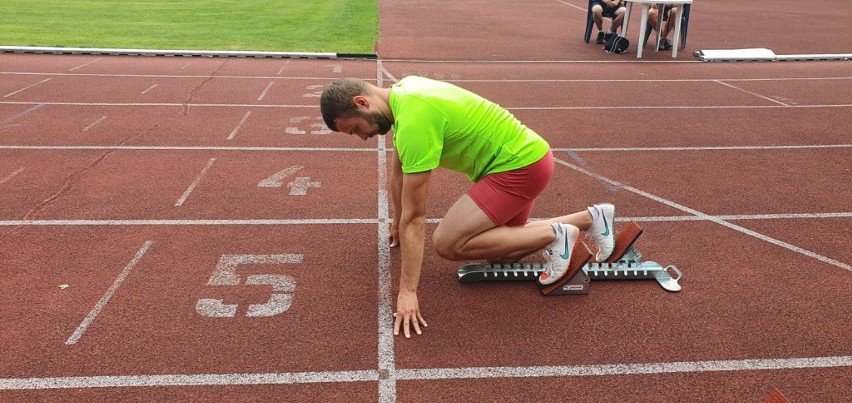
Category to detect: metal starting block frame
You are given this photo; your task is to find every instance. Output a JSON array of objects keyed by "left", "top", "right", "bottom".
[{"left": 457, "top": 221, "right": 682, "bottom": 296}]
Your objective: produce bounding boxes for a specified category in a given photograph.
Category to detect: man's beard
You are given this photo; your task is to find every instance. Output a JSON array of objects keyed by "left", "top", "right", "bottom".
[{"left": 365, "top": 110, "right": 392, "bottom": 135}]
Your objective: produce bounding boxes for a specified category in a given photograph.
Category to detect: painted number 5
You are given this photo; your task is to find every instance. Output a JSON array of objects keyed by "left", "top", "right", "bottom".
[{"left": 196, "top": 254, "right": 303, "bottom": 318}]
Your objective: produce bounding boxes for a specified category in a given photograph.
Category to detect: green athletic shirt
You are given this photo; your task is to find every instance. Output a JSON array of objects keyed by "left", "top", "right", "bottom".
[{"left": 389, "top": 76, "right": 550, "bottom": 182}]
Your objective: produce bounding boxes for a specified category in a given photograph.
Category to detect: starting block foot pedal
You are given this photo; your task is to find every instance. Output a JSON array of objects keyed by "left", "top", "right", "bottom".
[
  {"left": 603, "top": 220, "right": 643, "bottom": 263},
  {"left": 539, "top": 242, "right": 593, "bottom": 296}
]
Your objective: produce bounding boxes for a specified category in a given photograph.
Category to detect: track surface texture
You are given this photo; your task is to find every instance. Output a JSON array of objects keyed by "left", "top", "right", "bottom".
[{"left": 1, "top": 0, "right": 850, "bottom": 401}]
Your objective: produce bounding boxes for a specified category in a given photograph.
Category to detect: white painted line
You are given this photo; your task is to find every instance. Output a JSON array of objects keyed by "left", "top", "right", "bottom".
[
  {"left": 0, "top": 100, "right": 317, "bottom": 108},
  {"left": 714, "top": 80, "right": 789, "bottom": 106},
  {"left": 554, "top": 0, "right": 586, "bottom": 12},
  {"left": 180, "top": 63, "right": 192, "bottom": 70},
  {"left": 175, "top": 158, "right": 216, "bottom": 207},
  {"left": 0, "top": 145, "right": 374, "bottom": 152},
  {"left": 554, "top": 157, "right": 852, "bottom": 272},
  {"left": 1, "top": 144, "right": 849, "bottom": 153},
  {"left": 2, "top": 70, "right": 849, "bottom": 82},
  {"left": 3, "top": 100, "right": 850, "bottom": 111},
  {"left": 0, "top": 369, "right": 378, "bottom": 390},
  {"left": 277, "top": 61, "right": 290, "bottom": 75},
  {"left": 0, "top": 219, "right": 379, "bottom": 226},
  {"left": 257, "top": 80, "right": 275, "bottom": 101},
  {"left": 226, "top": 111, "right": 252, "bottom": 140},
  {"left": 82, "top": 115, "right": 107, "bottom": 132},
  {"left": 555, "top": 144, "right": 852, "bottom": 152},
  {"left": 0, "top": 355, "right": 847, "bottom": 390},
  {"left": 3, "top": 78, "right": 52, "bottom": 98},
  {"left": 141, "top": 84, "right": 159, "bottom": 94},
  {"left": 397, "top": 355, "right": 852, "bottom": 381},
  {"left": 66, "top": 241, "right": 153, "bottom": 345},
  {"left": 68, "top": 57, "right": 103, "bottom": 72},
  {"left": 0, "top": 213, "right": 848, "bottom": 227},
  {"left": 375, "top": 61, "right": 397, "bottom": 403},
  {"left": 0, "top": 167, "right": 24, "bottom": 185}
]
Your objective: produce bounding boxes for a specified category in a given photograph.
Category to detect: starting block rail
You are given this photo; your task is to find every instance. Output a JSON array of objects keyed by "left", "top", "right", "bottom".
[{"left": 457, "top": 221, "right": 682, "bottom": 295}]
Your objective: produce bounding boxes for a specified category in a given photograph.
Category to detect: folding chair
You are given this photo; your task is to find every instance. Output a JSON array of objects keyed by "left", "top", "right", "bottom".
[{"left": 642, "top": 3, "right": 691, "bottom": 49}]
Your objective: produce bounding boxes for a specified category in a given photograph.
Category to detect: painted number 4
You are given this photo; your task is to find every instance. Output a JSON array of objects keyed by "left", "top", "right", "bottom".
[{"left": 196, "top": 254, "right": 303, "bottom": 318}]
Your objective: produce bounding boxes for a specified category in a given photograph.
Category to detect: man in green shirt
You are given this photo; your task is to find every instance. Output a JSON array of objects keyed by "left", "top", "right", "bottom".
[{"left": 321, "top": 76, "right": 616, "bottom": 338}]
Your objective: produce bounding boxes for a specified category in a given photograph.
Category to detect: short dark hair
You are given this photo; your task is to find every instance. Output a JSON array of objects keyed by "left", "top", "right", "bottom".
[{"left": 320, "top": 78, "right": 369, "bottom": 131}]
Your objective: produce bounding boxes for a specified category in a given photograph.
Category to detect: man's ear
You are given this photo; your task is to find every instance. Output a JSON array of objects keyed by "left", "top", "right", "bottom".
[{"left": 353, "top": 95, "right": 370, "bottom": 110}]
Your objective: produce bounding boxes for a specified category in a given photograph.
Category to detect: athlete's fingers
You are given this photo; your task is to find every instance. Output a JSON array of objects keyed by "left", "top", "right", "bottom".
[
  {"left": 417, "top": 312, "right": 428, "bottom": 328},
  {"left": 393, "top": 313, "right": 401, "bottom": 336}
]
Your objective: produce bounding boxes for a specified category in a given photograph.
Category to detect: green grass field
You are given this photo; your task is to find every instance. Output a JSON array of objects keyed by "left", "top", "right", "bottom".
[{"left": 0, "top": 0, "right": 378, "bottom": 53}]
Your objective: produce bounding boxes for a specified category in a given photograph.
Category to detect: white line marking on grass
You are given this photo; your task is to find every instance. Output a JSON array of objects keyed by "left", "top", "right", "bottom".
[
  {"left": 554, "top": 157, "right": 852, "bottom": 272},
  {"left": 66, "top": 241, "right": 153, "bottom": 345},
  {"left": 175, "top": 158, "right": 216, "bottom": 207},
  {"left": 68, "top": 58, "right": 102, "bottom": 72},
  {"left": 4, "top": 78, "right": 52, "bottom": 98},
  {"left": 227, "top": 111, "right": 252, "bottom": 140},
  {"left": 0, "top": 167, "right": 24, "bottom": 185},
  {"left": 0, "top": 355, "right": 847, "bottom": 390},
  {"left": 141, "top": 84, "right": 158, "bottom": 94},
  {"left": 714, "top": 80, "right": 789, "bottom": 106},
  {"left": 257, "top": 80, "right": 275, "bottom": 101},
  {"left": 82, "top": 115, "right": 107, "bottom": 132}
]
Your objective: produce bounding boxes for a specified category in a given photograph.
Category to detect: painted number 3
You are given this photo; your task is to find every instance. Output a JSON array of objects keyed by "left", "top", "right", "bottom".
[{"left": 196, "top": 254, "right": 303, "bottom": 318}]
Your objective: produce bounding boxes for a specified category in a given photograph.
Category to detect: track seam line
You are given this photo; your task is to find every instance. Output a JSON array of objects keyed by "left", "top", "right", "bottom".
[
  {"left": 66, "top": 241, "right": 153, "bottom": 345},
  {"left": 713, "top": 80, "right": 789, "bottom": 106},
  {"left": 553, "top": 156, "right": 852, "bottom": 271}
]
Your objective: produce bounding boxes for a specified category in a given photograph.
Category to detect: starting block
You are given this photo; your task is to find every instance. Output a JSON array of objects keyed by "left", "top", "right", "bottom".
[{"left": 457, "top": 221, "right": 682, "bottom": 296}]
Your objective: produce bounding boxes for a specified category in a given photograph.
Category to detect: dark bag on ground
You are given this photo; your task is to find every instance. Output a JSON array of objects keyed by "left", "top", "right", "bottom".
[{"left": 604, "top": 34, "right": 629, "bottom": 54}]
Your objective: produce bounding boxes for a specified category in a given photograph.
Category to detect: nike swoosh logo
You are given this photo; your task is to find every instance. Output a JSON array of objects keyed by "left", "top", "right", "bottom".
[
  {"left": 560, "top": 233, "right": 571, "bottom": 260},
  {"left": 601, "top": 215, "right": 610, "bottom": 237}
]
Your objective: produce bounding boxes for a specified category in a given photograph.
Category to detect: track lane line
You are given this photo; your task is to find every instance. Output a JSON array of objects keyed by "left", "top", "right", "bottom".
[
  {"left": 554, "top": 156, "right": 852, "bottom": 271},
  {"left": 175, "top": 158, "right": 216, "bottom": 206},
  {"left": 66, "top": 240, "right": 153, "bottom": 345}
]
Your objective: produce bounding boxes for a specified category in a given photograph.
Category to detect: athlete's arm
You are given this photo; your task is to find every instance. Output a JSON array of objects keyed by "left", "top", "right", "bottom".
[
  {"left": 394, "top": 169, "right": 431, "bottom": 338},
  {"left": 389, "top": 149, "right": 403, "bottom": 247}
]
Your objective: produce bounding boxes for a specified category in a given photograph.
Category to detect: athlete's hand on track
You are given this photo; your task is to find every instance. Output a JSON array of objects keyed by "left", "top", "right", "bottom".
[{"left": 394, "top": 290, "right": 427, "bottom": 338}]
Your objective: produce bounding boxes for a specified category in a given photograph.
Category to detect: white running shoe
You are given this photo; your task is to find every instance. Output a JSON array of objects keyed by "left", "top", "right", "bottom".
[
  {"left": 538, "top": 223, "right": 580, "bottom": 285},
  {"left": 589, "top": 203, "right": 616, "bottom": 262}
]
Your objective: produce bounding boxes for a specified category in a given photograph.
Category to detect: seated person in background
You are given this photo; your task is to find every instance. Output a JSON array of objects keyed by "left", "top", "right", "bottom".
[
  {"left": 648, "top": 4, "right": 679, "bottom": 50},
  {"left": 591, "top": 0, "right": 626, "bottom": 44}
]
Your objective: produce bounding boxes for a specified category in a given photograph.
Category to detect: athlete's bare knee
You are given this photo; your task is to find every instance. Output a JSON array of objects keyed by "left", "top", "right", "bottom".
[
  {"left": 432, "top": 234, "right": 463, "bottom": 261},
  {"left": 432, "top": 226, "right": 468, "bottom": 260}
]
